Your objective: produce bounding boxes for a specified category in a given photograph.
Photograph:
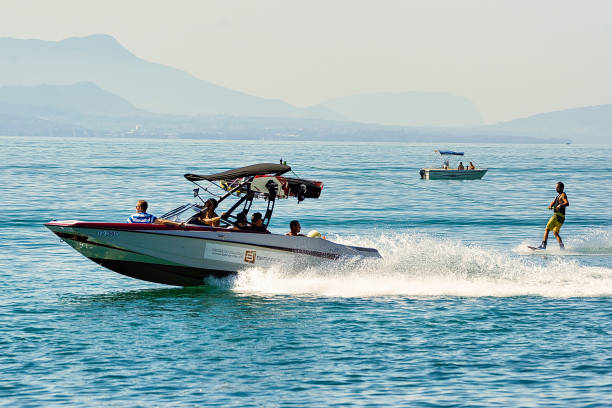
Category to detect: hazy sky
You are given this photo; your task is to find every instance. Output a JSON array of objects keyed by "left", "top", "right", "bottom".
[{"left": 2, "top": 0, "right": 611, "bottom": 123}]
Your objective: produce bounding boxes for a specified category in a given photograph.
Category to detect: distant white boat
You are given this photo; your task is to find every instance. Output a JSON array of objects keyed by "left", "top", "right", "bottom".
[{"left": 420, "top": 150, "right": 488, "bottom": 180}]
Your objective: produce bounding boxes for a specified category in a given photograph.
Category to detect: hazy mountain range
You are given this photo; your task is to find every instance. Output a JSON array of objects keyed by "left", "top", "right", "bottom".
[
  {"left": 0, "top": 81, "right": 142, "bottom": 116},
  {"left": 479, "top": 105, "right": 612, "bottom": 144},
  {"left": 0, "top": 34, "right": 482, "bottom": 127},
  {"left": 0, "top": 35, "right": 343, "bottom": 121},
  {"left": 0, "top": 82, "right": 569, "bottom": 144},
  {"left": 0, "top": 34, "right": 609, "bottom": 143}
]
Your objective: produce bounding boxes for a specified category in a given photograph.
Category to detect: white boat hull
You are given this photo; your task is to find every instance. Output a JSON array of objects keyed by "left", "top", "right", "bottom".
[
  {"left": 46, "top": 221, "right": 381, "bottom": 286},
  {"left": 420, "top": 168, "right": 488, "bottom": 180}
]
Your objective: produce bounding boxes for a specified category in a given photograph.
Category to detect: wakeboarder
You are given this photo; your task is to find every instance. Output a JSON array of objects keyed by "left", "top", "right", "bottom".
[{"left": 533, "top": 182, "right": 569, "bottom": 250}]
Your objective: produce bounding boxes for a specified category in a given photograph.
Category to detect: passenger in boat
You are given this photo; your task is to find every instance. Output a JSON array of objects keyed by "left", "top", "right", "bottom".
[
  {"left": 442, "top": 159, "right": 450, "bottom": 169},
  {"left": 537, "top": 182, "right": 569, "bottom": 250},
  {"left": 458, "top": 162, "right": 465, "bottom": 170},
  {"left": 127, "top": 200, "right": 184, "bottom": 227},
  {"left": 468, "top": 162, "right": 476, "bottom": 170},
  {"left": 250, "top": 212, "right": 270, "bottom": 233},
  {"left": 286, "top": 220, "right": 305, "bottom": 236},
  {"left": 197, "top": 198, "right": 221, "bottom": 227},
  {"left": 127, "top": 200, "right": 157, "bottom": 223},
  {"left": 232, "top": 212, "right": 249, "bottom": 230}
]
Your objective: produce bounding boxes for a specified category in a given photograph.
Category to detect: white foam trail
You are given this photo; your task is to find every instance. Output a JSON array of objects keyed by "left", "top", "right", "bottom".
[
  {"left": 208, "top": 232, "right": 612, "bottom": 298},
  {"left": 566, "top": 229, "right": 612, "bottom": 254},
  {"left": 513, "top": 228, "right": 612, "bottom": 255}
]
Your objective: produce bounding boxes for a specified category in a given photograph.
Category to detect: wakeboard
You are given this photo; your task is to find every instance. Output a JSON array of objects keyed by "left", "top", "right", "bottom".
[{"left": 527, "top": 246, "right": 545, "bottom": 251}]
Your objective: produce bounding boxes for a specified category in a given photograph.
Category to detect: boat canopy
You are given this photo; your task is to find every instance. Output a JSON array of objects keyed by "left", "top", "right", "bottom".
[
  {"left": 185, "top": 163, "right": 290, "bottom": 182},
  {"left": 435, "top": 150, "right": 464, "bottom": 156},
  {"left": 185, "top": 163, "right": 323, "bottom": 199}
]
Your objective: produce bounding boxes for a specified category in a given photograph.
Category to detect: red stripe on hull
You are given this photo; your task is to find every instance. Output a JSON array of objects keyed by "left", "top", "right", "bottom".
[{"left": 45, "top": 221, "right": 258, "bottom": 233}]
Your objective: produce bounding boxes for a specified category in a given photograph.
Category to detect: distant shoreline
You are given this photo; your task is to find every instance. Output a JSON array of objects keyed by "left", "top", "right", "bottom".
[{"left": 0, "top": 133, "right": 579, "bottom": 144}]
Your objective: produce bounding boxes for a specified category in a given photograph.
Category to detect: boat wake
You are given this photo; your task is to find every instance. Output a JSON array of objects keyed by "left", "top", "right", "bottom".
[
  {"left": 513, "top": 229, "right": 612, "bottom": 256},
  {"left": 207, "top": 232, "right": 612, "bottom": 298}
]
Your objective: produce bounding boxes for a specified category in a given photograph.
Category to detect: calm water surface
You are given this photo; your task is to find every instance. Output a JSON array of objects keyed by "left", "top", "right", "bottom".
[{"left": 1, "top": 136, "right": 610, "bottom": 406}]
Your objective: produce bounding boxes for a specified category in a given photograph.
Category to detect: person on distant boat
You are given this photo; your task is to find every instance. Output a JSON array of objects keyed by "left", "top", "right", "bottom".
[
  {"left": 286, "top": 220, "right": 305, "bottom": 236},
  {"left": 250, "top": 212, "right": 270, "bottom": 233},
  {"left": 458, "top": 162, "right": 465, "bottom": 170},
  {"left": 443, "top": 159, "right": 450, "bottom": 169},
  {"left": 468, "top": 162, "right": 475, "bottom": 170},
  {"left": 127, "top": 200, "right": 184, "bottom": 227},
  {"left": 537, "top": 182, "right": 569, "bottom": 250},
  {"left": 196, "top": 198, "right": 221, "bottom": 227}
]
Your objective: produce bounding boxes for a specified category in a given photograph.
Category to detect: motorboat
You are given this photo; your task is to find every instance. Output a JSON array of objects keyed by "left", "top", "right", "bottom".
[
  {"left": 419, "top": 150, "right": 488, "bottom": 180},
  {"left": 45, "top": 163, "right": 381, "bottom": 286}
]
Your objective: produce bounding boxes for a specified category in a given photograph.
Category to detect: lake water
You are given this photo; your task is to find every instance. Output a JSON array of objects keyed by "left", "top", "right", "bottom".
[{"left": 1, "top": 136, "right": 610, "bottom": 406}]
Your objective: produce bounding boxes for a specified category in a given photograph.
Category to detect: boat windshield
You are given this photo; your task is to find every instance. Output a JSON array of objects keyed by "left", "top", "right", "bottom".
[{"left": 159, "top": 203, "right": 203, "bottom": 222}]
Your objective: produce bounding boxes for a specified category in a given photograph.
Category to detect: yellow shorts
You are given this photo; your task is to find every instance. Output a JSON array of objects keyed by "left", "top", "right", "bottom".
[{"left": 546, "top": 213, "right": 565, "bottom": 234}]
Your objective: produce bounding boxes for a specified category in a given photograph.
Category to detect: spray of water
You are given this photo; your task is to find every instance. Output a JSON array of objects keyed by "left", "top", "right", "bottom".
[
  {"left": 207, "top": 232, "right": 612, "bottom": 298},
  {"left": 512, "top": 228, "right": 612, "bottom": 255}
]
